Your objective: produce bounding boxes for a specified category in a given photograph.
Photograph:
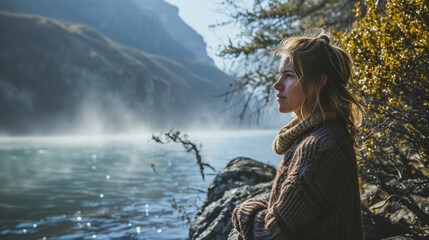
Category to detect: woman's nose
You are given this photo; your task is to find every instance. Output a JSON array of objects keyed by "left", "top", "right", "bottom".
[{"left": 273, "top": 78, "right": 283, "bottom": 91}]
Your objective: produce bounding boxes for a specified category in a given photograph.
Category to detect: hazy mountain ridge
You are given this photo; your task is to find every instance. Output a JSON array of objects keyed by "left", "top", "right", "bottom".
[
  {"left": 0, "top": 11, "right": 232, "bottom": 135},
  {"left": 0, "top": 0, "right": 213, "bottom": 64}
]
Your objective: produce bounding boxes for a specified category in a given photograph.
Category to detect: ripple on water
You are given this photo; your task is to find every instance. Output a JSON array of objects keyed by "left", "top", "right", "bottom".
[{"left": 0, "top": 131, "right": 277, "bottom": 240}]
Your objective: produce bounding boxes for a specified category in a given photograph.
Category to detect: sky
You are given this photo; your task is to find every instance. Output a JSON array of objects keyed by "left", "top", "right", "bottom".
[{"left": 164, "top": 0, "right": 242, "bottom": 70}]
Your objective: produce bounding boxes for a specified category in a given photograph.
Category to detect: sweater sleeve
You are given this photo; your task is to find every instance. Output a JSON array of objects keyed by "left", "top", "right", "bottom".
[
  {"left": 232, "top": 135, "right": 343, "bottom": 240},
  {"left": 232, "top": 198, "right": 268, "bottom": 239}
]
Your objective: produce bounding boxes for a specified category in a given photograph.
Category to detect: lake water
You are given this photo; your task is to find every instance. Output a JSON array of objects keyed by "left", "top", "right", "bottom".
[{"left": 0, "top": 130, "right": 280, "bottom": 240}]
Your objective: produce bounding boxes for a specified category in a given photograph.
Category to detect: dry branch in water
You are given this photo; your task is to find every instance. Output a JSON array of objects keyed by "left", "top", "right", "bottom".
[{"left": 152, "top": 129, "right": 216, "bottom": 181}]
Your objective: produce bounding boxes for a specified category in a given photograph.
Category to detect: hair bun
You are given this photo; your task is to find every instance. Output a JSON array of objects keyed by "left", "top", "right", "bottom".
[{"left": 319, "top": 35, "right": 330, "bottom": 44}]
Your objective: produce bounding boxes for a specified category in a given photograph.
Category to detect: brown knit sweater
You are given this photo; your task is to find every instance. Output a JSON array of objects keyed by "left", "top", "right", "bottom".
[{"left": 232, "top": 114, "right": 363, "bottom": 239}]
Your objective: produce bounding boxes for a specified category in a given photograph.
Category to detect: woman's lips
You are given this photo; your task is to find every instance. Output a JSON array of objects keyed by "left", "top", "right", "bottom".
[{"left": 276, "top": 94, "right": 286, "bottom": 101}]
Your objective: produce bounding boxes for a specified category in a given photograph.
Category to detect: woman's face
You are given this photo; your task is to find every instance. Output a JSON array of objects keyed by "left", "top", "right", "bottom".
[{"left": 273, "top": 58, "right": 307, "bottom": 119}]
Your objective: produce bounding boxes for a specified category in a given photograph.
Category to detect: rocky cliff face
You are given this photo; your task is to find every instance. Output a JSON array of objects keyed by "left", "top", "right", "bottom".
[
  {"left": 131, "top": 0, "right": 214, "bottom": 65},
  {"left": 0, "top": 11, "right": 230, "bottom": 134}
]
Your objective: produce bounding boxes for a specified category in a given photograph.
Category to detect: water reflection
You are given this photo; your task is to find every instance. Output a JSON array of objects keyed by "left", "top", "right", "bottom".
[{"left": 0, "top": 130, "right": 278, "bottom": 239}]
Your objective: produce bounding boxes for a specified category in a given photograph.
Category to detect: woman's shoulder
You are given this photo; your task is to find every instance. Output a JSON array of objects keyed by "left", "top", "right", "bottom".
[
  {"left": 286, "top": 120, "right": 355, "bottom": 178},
  {"left": 297, "top": 119, "right": 351, "bottom": 153}
]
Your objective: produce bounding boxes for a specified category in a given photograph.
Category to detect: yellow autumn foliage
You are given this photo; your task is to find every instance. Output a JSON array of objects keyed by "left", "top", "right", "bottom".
[
  {"left": 343, "top": 0, "right": 429, "bottom": 231},
  {"left": 343, "top": 0, "right": 428, "bottom": 161}
]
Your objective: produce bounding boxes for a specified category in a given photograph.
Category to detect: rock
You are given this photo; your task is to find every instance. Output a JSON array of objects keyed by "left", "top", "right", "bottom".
[{"left": 189, "top": 157, "right": 275, "bottom": 240}]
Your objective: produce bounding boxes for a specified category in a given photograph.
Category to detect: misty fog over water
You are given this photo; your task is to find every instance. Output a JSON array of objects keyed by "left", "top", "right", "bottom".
[
  {"left": 0, "top": 130, "right": 280, "bottom": 239},
  {"left": 0, "top": 1, "right": 289, "bottom": 239},
  {"left": 0, "top": 0, "right": 286, "bottom": 135}
]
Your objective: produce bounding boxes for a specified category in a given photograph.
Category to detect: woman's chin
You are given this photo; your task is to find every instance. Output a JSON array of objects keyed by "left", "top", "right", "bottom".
[{"left": 278, "top": 108, "right": 289, "bottom": 114}]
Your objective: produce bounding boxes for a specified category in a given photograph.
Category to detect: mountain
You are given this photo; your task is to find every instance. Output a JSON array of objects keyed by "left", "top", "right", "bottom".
[
  {"left": 131, "top": 0, "right": 214, "bottom": 65},
  {"left": 0, "top": 11, "right": 231, "bottom": 135},
  {"left": 0, "top": 0, "right": 213, "bottom": 64}
]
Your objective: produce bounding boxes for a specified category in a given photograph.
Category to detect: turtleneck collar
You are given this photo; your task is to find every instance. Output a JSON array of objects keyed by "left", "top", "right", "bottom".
[{"left": 272, "top": 112, "right": 338, "bottom": 155}]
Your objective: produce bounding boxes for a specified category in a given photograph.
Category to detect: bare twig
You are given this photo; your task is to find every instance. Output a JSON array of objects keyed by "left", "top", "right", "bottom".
[{"left": 152, "top": 129, "right": 216, "bottom": 181}]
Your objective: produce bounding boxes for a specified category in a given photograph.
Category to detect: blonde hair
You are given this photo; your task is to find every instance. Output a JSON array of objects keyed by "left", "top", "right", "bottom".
[{"left": 276, "top": 29, "right": 363, "bottom": 138}]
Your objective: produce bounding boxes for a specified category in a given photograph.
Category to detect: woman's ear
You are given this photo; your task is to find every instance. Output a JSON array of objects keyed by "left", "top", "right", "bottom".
[{"left": 320, "top": 74, "right": 327, "bottom": 89}]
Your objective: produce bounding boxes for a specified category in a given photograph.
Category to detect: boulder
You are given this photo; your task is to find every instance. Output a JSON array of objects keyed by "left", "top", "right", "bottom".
[{"left": 189, "top": 157, "right": 275, "bottom": 240}]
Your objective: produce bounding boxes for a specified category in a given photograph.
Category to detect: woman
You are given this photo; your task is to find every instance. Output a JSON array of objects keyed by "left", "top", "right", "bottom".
[{"left": 231, "top": 30, "right": 364, "bottom": 239}]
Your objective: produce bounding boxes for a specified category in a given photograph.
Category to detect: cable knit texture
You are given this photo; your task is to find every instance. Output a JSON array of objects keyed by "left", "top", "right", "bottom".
[
  {"left": 272, "top": 112, "right": 338, "bottom": 155},
  {"left": 232, "top": 113, "right": 363, "bottom": 240}
]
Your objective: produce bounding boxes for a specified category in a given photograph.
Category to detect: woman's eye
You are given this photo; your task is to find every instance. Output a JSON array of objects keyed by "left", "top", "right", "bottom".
[{"left": 278, "top": 72, "right": 294, "bottom": 79}]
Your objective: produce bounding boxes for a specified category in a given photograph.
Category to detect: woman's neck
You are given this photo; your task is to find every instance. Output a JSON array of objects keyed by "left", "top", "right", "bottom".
[{"left": 294, "top": 108, "right": 309, "bottom": 121}]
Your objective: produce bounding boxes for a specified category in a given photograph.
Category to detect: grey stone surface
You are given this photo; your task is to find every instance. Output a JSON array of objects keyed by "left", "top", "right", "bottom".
[{"left": 189, "top": 157, "right": 275, "bottom": 240}]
